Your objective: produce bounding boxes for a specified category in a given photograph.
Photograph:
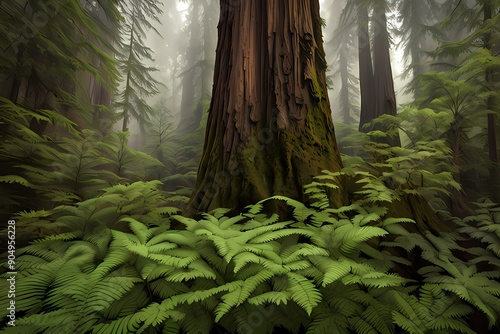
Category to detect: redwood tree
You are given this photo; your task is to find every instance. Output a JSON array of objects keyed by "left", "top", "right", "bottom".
[
  {"left": 188, "top": 0, "right": 450, "bottom": 237},
  {"left": 357, "top": 2, "right": 376, "bottom": 132},
  {"left": 188, "top": 0, "right": 345, "bottom": 214},
  {"left": 372, "top": 3, "right": 398, "bottom": 127}
]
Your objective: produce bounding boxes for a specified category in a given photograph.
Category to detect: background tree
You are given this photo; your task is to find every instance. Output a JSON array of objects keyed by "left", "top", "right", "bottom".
[
  {"left": 114, "top": 0, "right": 163, "bottom": 132},
  {"left": 0, "top": 0, "right": 120, "bottom": 135},
  {"left": 356, "top": 0, "right": 376, "bottom": 132},
  {"left": 177, "top": 1, "right": 203, "bottom": 133},
  {"left": 482, "top": 0, "right": 500, "bottom": 200},
  {"left": 176, "top": 0, "right": 218, "bottom": 133},
  {"left": 347, "top": 0, "right": 400, "bottom": 147},
  {"left": 392, "top": 0, "right": 441, "bottom": 83},
  {"left": 370, "top": 0, "right": 400, "bottom": 146},
  {"left": 327, "top": 0, "right": 359, "bottom": 125},
  {"left": 0, "top": 0, "right": 121, "bottom": 216},
  {"left": 423, "top": 0, "right": 500, "bottom": 206}
]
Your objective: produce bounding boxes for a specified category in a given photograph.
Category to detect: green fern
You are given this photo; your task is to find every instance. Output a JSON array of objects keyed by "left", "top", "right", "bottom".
[{"left": 3, "top": 178, "right": 500, "bottom": 333}]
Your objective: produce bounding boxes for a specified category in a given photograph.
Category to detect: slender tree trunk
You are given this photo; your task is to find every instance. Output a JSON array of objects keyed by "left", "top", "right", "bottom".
[
  {"left": 188, "top": 0, "right": 345, "bottom": 215},
  {"left": 89, "top": 7, "right": 115, "bottom": 133},
  {"left": 177, "top": 3, "right": 203, "bottom": 133},
  {"left": 483, "top": 1, "right": 499, "bottom": 201},
  {"left": 357, "top": 3, "right": 375, "bottom": 132},
  {"left": 408, "top": 1, "right": 426, "bottom": 101},
  {"left": 450, "top": 126, "right": 473, "bottom": 217},
  {"left": 372, "top": 3, "right": 400, "bottom": 146},
  {"left": 202, "top": 0, "right": 216, "bottom": 103},
  {"left": 338, "top": 39, "right": 352, "bottom": 124},
  {"left": 122, "top": 12, "right": 135, "bottom": 132},
  {"left": 409, "top": 1, "right": 426, "bottom": 81}
]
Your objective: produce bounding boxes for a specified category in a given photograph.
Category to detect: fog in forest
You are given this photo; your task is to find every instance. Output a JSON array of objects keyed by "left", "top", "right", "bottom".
[
  {"left": 134, "top": 0, "right": 411, "bottom": 141},
  {"left": 3, "top": 2, "right": 496, "bottom": 206},
  {"left": 1, "top": 1, "right": 499, "bottom": 333}
]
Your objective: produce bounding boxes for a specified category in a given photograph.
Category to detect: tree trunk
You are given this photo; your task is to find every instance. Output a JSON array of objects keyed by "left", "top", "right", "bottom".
[
  {"left": 357, "top": 3, "right": 376, "bottom": 132},
  {"left": 338, "top": 39, "right": 354, "bottom": 124},
  {"left": 409, "top": 1, "right": 427, "bottom": 81},
  {"left": 187, "top": 0, "right": 450, "bottom": 238},
  {"left": 372, "top": 3, "right": 401, "bottom": 146},
  {"left": 188, "top": 0, "right": 345, "bottom": 215},
  {"left": 202, "top": 0, "right": 216, "bottom": 103},
  {"left": 122, "top": 8, "right": 136, "bottom": 132},
  {"left": 177, "top": 3, "right": 203, "bottom": 133},
  {"left": 483, "top": 1, "right": 499, "bottom": 201}
]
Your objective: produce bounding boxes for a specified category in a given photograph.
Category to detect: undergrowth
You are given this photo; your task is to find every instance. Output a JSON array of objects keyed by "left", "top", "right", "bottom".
[{"left": 1, "top": 173, "right": 499, "bottom": 334}]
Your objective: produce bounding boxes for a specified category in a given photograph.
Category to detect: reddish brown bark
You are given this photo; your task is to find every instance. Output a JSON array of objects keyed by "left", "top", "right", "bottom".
[
  {"left": 357, "top": 3, "right": 375, "bottom": 132},
  {"left": 188, "top": 0, "right": 345, "bottom": 215},
  {"left": 372, "top": 5, "right": 396, "bottom": 119}
]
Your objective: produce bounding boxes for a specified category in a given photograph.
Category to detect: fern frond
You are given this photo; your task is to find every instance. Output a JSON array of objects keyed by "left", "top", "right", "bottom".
[
  {"left": 247, "top": 291, "right": 291, "bottom": 306},
  {"left": 215, "top": 270, "right": 275, "bottom": 321},
  {"left": 93, "top": 300, "right": 184, "bottom": 334},
  {"left": 307, "top": 304, "right": 350, "bottom": 334},
  {"left": 167, "top": 259, "right": 217, "bottom": 282},
  {"left": 287, "top": 272, "right": 322, "bottom": 315},
  {"left": 261, "top": 195, "right": 317, "bottom": 222},
  {"left": 333, "top": 225, "right": 388, "bottom": 255}
]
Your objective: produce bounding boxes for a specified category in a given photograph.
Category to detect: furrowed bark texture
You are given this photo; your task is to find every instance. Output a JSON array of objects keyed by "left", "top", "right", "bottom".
[{"left": 188, "top": 0, "right": 345, "bottom": 214}]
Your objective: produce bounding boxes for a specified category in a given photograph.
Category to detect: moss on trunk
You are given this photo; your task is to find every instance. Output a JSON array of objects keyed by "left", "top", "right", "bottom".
[
  {"left": 188, "top": 0, "right": 345, "bottom": 215},
  {"left": 187, "top": 0, "right": 452, "bottom": 240}
]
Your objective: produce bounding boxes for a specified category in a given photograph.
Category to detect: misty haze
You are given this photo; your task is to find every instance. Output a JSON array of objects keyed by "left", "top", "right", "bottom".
[{"left": 1, "top": 1, "right": 499, "bottom": 333}]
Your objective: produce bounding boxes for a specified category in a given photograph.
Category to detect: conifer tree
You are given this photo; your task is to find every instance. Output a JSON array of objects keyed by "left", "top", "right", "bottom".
[
  {"left": 357, "top": 0, "right": 376, "bottom": 132},
  {"left": 114, "top": 0, "right": 164, "bottom": 132},
  {"left": 354, "top": 0, "right": 400, "bottom": 146},
  {"left": 329, "top": 0, "right": 359, "bottom": 125},
  {"left": 177, "top": 1, "right": 203, "bottom": 133},
  {"left": 431, "top": 0, "right": 500, "bottom": 203},
  {"left": 392, "top": 0, "right": 441, "bottom": 81},
  {"left": 189, "top": 0, "right": 346, "bottom": 214},
  {"left": 0, "top": 0, "right": 120, "bottom": 134},
  {"left": 177, "top": 0, "right": 218, "bottom": 133},
  {"left": 0, "top": 0, "right": 121, "bottom": 215}
]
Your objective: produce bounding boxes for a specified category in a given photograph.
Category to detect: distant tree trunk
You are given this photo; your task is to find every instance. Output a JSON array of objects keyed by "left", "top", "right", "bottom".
[
  {"left": 177, "top": 3, "right": 203, "bottom": 133},
  {"left": 2, "top": 39, "right": 53, "bottom": 136},
  {"left": 372, "top": 3, "right": 401, "bottom": 146},
  {"left": 338, "top": 39, "right": 354, "bottom": 124},
  {"left": 201, "top": 0, "right": 216, "bottom": 103},
  {"left": 408, "top": 1, "right": 428, "bottom": 80},
  {"left": 483, "top": 1, "right": 499, "bottom": 201},
  {"left": 357, "top": 3, "right": 376, "bottom": 132},
  {"left": 188, "top": 0, "right": 345, "bottom": 215},
  {"left": 122, "top": 69, "right": 132, "bottom": 132},
  {"left": 88, "top": 5, "right": 116, "bottom": 134},
  {"left": 121, "top": 8, "right": 136, "bottom": 132},
  {"left": 407, "top": 1, "right": 428, "bottom": 101},
  {"left": 450, "top": 126, "right": 474, "bottom": 217}
]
